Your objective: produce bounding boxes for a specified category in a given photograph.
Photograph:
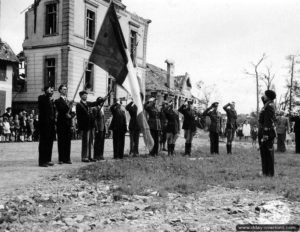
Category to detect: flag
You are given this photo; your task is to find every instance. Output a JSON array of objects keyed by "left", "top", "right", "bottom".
[{"left": 89, "top": 3, "right": 154, "bottom": 151}]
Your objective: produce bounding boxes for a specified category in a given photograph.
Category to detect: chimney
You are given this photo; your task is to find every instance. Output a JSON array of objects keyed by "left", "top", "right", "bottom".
[{"left": 165, "top": 59, "right": 175, "bottom": 89}]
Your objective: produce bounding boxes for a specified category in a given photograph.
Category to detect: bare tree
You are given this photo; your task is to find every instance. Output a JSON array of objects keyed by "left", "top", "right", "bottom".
[
  {"left": 260, "top": 65, "right": 275, "bottom": 90},
  {"left": 244, "top": 53, "right": 267, "bottom": 116}
]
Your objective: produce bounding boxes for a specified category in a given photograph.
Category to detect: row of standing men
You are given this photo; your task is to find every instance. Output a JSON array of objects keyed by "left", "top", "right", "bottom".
[{"left": 37, "top": 85, "right": 277, "bottom": 177}]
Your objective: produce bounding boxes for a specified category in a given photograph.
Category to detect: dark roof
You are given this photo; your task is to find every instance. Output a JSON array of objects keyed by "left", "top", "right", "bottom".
[
  {"left": 0, "top": 39, "right": 18, "bottom": 63},
  {"left": 145, "top": 63, "right": 170, "bottom": 92}
]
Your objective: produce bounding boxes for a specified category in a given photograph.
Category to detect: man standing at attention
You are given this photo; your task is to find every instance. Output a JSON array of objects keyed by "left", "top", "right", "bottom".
[
  {"left": 55, "top": 84, "right": 73, "bottom": 164},
  {"left": 203, "top": 102, "right": 222, "bottom": 154},
  {"left": 276, "top": 110, "right": 290, "bottom": 152},
  {"left": 178, "top": 99, "right": 197, "bottom": 156},
  {"left": 76, "top": 91, "right": 100, "bottom": 162},
  {"left": 223, "top": 102, "right": 237, "bottom": 154},
  {"left": 38, "top": 86, "right": 55, "bottom": 167}
]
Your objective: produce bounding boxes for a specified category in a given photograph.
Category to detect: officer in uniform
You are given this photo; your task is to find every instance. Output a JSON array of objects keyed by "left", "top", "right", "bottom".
[
  {"left": 38, "top": 86, "right": 55, "bottom": 167},
  {"left": 203, "top": 102, "right": 222, "bottom": 154},
  {"left": 144, "top": 97, "right": 161, "bottom": 156},
  {"left": 178, "top": 99, "right": 197, "bottom": 156},
  {"left": 258, "top": 90, "right": 276, "bottom": 177},
  {"left": 223, "top": 102, "right": 237, "bottom": 154},
  {"left": 164, "top": 100, "right": 180, "bottom": 156},
  {"left": 160, "top": 101, "right": 168, "bottom": 151}
]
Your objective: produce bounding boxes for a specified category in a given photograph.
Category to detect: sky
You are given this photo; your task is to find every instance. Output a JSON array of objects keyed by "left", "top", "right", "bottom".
[{"left": 1, "top": 0, "right": 300, "bottom": 113}]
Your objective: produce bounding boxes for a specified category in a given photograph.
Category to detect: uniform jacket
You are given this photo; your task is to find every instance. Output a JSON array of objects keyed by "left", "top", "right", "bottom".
[
  {"left": 125, "top": 102, "right": 140, "bottom": 131},
  {"left": 276, "top": 115, "right": 290, "bottom": 134},
  {"left": 203, "top": 108, "right": 222, "bottom": 133},
  {"left": 258, "top": 100, "right": 276, "bottom": 137},
  {"left": 38, "top": 94, "right": 55, "bottom": 128},
  {"left": 144, "top": 102, "right": 161, "bottom": 131},
  {"left": 160, "top": 106, "right": 167, "bottom": 129},
  {"left": 290, "top": 116, "right": 300, "bottom": 133},
  {"left": 223, "top": 106, "right": 237, "bottom": 130},
  {"left": 92, "top": 106, "right": 106, "bottom": 133},
  {"left": 164, "top": 107, "right": 180, "bottom": 135},
  {"left": 76, "top": 100, "right": 99, "bottom": 131},
  {"left": 178, "top": 104, "right": 197, "bottom": 132},
  {"left": 55, "top": 97, "right": 72, "bottom": 128},
  {"left": 109, "top": 103, "right": 127, "bottom": 132}
]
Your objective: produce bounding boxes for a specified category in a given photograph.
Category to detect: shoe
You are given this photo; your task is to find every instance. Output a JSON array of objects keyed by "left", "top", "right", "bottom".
[
  {"left": 47, "top": 162, "right": 54, "bottom": 166},
  {"left": 89, "top": 158, "right": 97, "bottom": 162},
  {"left": 82, "top": 159, "right": 90, "bottom": 163},
  {"left": 64, "top": 161, "right": 72, "bottom": 164},
  {"left": 58, "top": 161, "right": 63, "bottom": 165},
  {"left": 39, "top": 164, "right": 48, "bottom": 167}
]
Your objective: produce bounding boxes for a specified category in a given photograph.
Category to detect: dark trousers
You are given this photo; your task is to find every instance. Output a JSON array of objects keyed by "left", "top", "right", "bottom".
[
  {"left": 57, "top": 123, "right": 72, "bottom": 162},
  {"left": 38, "top": 124, "right": 55, "bottom": 165},
  {"left": 277, "top": 133, "right": 286, "bottom": 152},
  {"left": 81, "top": 129, "right": 94, "bottom": 160},
  {"left": 209, "top": 131, "right": 219, "bottom": 154},
  {"left": 226, "top": 128, "right": 235, "bottom": 144},
  {"left": 129, "top": 130, "right": 140, "bottom": 155},
  {"left": 150, "top": 129, "right": 159, "bottom": 156},
  {"left": 295, "top": 132, "right": 300, "bottom": 153},
  {"left": 94, "top": 130, "right": 105, "bottom": 160},
  {"left": 260, "top": 138, "right": 275, "bottom": 176},
  {"left": 112, "top": 130, "right": 126, "bottom": 159}
]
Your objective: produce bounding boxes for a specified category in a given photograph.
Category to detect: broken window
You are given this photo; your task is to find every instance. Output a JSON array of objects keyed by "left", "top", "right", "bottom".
[
  {"left": 84, "top": 62, "right": 94, "bottom": 91},
  {"left": 44, "top": 58, "right": 56, "bottom": 88},
  {"left": 130, "top": 30, "right": 137, "bottom": 66},
  {"left": 45, "top": 3, "right": 57, "bottom": 35},
  {"left": 0, "top": 62, "right": 6, "bottom": 81}
]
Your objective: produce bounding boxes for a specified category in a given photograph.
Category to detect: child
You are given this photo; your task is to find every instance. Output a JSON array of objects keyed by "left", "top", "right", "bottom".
[{"left": 251, "top": 125, "right": 258, "bottom": 146}]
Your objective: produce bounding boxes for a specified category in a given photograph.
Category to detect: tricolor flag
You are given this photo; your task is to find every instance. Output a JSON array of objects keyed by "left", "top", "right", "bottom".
[{"left": 89, "top": 3, "right": 154, "bottom": 151}]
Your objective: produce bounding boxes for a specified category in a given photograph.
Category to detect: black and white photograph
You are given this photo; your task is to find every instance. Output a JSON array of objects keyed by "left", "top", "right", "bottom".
[{"left": 0, "top": 0, "right": 300, "bottom": 231}]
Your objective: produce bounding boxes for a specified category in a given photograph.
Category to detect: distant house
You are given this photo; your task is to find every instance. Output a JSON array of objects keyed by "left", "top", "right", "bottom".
[
  {"left": 0, "top": 39, "right": 19, "bottom": 115},
  {"left": 13, "top": 0, "right": 151, "bottom": 111},
  {"left": 145, "top": 60, "right": 197, "bottom": 109}
]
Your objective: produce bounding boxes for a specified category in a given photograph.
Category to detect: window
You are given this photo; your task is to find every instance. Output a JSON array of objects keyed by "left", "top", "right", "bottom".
[
  {"left": 130, "top": 30, "right": 137, "bottom": 66},
  {"left": 84, "top": 63, "right": 94, "bottom": 91},
  {"left": 86, "top": 9, "right": 95, "bottom": 45},
  {"left": 44, "top": 58, "right": 56, "bottom": 88},
  {"left": 107, "top": 76, "right": 116, "bottom": 105},
  {"left": 0, "top": 62, "right": 6, "bottom": 81},
  {"left": 45, "top": 3, "right": 57, "bottom": 35}
]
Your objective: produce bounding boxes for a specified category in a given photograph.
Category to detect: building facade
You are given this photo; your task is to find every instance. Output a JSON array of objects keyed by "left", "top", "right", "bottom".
[
  {"left": 13, "top": 0, "right": 151, "bottom": 110},
  {"left": 0, "top": 39, "right": 19, "bottom": 115}
]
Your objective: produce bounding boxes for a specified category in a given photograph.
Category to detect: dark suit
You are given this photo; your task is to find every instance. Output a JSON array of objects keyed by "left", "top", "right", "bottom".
[
  {"left": 38, "top": 94, "right": 56, "bottom": 165},
  {"left": 76, "top": 100, "right": 99, "bottom": 160},
  {"left": 223, "top": 104, "right": 237, "bottom": 154},
  {"left": 291, "top": 115, "right": 300, "bottom": 153},
  {"left": 258, "top": 101, "right": 276, "bottom": 177},
  {"left": 164, "top": 107, "right": 180, "bottom": 155},
  {"left": 126, "top": 102, "right": 140, "bottom": 156},
  {"left": 145, "top": 102, "right": 161, "bottom": 156},
  {"left": 110, "top": 103, "right": 127, "bottom": 159},
  {"left": 203, "top": 107, "right": 222, "bottom": 154},
  {"left": 92, "top": 106, "right": 106, "bottom": 160},
  {"left": 55, "top": 97, "right": 72, "bottom": 163}
]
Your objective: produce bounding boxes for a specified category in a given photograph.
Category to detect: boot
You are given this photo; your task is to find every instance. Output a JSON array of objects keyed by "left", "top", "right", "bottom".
[
  {"left": 226, "top": 144, "right": 230, "bottom": 154},
  {"left": 184, "top": 143, "right": 189, "bottom": 156},
  {"left": 167, "top": 144, "right": 171, "bottom": 156},
  {"left": 171, "top": 144, "right": 175, "bottom": 156},
  {"left": 187, "top": 143, "right": 192, "bottom": 156},
  {"left": 229, "top": 144, "right": 232, "bottom": 154}
]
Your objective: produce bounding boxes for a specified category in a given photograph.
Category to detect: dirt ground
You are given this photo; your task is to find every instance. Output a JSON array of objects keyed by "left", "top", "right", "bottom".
[{"left": 0, "top": 135, "right": 300, "bottom": 231}]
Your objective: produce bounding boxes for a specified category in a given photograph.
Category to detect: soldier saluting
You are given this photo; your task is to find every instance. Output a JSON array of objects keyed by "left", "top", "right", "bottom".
[
  {"left": 258, "top": 90, "right": 276, "bottom": 177},
  {"left": 223, "top": 102, "right": 237, "bottom": 154},
  {"left": 178, "top": 99, "right": 197, "bottom": 156}
]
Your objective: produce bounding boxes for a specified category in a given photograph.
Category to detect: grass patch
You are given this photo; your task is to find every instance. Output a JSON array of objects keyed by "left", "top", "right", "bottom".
[{"left": 75, "top": 143, "right": 300, "bottom": 201}]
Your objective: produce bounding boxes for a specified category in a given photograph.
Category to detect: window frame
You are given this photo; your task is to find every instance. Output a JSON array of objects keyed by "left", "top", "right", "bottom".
[
  {"left": 85, "top": 7, "right": 96, "bottom": 47},
  {"left": 43, "top": 55, "right": 58, "bottom": 89},
  {"left": 44, "top": 1, "right": 58, "bottom": 36},
  {"left": 0, "top": 61, "right": 7, "bottom": 82},
  {"left": 84, "top": 61, "right": 94, "bottom": 92}
]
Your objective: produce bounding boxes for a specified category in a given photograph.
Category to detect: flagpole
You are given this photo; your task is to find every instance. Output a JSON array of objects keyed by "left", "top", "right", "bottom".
[{"left": 71, "top": 1, "right": 114, "bottom": 102}]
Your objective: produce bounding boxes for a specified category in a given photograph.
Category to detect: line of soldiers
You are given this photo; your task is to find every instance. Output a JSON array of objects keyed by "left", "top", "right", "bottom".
[{"left": 38, "top": 85, "right": 277, "bottom": 178}]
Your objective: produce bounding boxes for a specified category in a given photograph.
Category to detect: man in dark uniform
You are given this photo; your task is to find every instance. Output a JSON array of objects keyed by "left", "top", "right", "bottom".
[
  {"left": 203, "top": 102, "right": 222, "bottom": 154},
  {"left": 76, "top": 91, "right": 101, "bottom": 162},
  {"left": 223, "top": 102, "right": 237, "bottom": 154},
  {"left": 126, "top": 100, "right": 140, "bottom": 157},
  {"left": 164, "top": 100, "right": 180, "bottom": 156},
  {"left": 258, "top": 90, "right": 276, "bottom": 177},
  {"left": 145, "top": 97, "right": 161, "bottom": 156},
  {"left": 110, "top": 99, "right": 127, "bottom": 159},
  {"left": 55, "top": 84, "right": 73, "bottom": 164},
  {"left": 38, "top": 86, "right": 55, "bottom": 167},
  {"left": 160, "top": 101, "right": 168, "bottom": 151},
  {"left": 178, "top": 99, "right": 197, "bottom": 156},
  {"left": 290, "top": 112, "right": 300, "bottom": 153}
]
